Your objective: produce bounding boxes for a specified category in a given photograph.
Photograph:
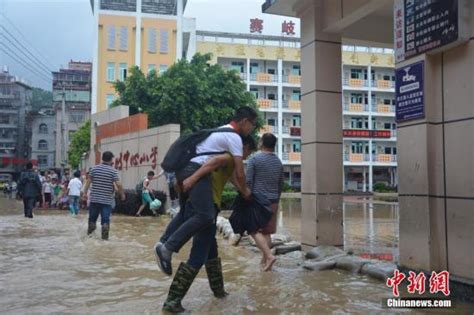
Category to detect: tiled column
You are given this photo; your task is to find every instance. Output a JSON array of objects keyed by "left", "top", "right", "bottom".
[
  {"left": 397, "top": 25, "right": 474, "bottom": 281},
  {"left": 300, "top": 2, "right": 343, "bottom": 247}
]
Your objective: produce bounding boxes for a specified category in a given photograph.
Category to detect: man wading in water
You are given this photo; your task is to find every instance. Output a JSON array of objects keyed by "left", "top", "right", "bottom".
[{"left": 155, "top": 107, "right": 257, "bottom": 313}]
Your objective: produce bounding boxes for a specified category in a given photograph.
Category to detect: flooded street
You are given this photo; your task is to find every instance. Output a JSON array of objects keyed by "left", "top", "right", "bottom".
[{"left": 0, "top": 197, "right": 470, "bottom": 314}]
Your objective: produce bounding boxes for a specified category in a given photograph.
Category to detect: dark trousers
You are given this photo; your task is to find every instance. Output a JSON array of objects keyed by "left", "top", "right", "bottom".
[
  {"left": 161, "top": 204, "right": 218, "bottom": 269},
  {"left": 160, "top": 162, "right": 215, "bottom": 253},
  {"left": 88, "top": 202, "right": 112, "bottom": 226},
  {"left": 23, "top": 197, "right": 35, "bottom": 217}
]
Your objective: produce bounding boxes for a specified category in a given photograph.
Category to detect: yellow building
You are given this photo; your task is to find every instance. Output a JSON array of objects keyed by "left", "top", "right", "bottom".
[{"left": 90, "top": 0, "right": 196, "bottom": 113}]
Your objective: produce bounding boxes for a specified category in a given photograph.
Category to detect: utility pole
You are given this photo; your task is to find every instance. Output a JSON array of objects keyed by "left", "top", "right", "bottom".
[{"left": 60, "top": 87, "right": 67, "bottom": 177}]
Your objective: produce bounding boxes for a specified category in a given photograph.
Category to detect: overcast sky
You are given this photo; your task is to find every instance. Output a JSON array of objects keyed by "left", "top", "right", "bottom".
[{"left": 0, "top": 0, "right": 299, "bottom": 90}]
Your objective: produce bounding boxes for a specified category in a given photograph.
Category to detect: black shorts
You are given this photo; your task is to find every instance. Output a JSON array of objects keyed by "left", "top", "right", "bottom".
[{"left": 44, "top": 193, "right": 52, "bottom": 203}]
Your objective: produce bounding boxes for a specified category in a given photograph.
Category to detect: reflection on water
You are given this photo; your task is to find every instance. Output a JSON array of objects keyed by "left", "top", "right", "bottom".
[
  {"left": 0, "top": 197, "right": 470, "bottom": 314},
  {"left": 277, "top": 197, "right": 399, "bottom": 263}
]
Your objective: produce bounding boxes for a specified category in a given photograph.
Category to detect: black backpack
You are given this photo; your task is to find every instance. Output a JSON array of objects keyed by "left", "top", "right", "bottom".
[{"left": 161, "top": 128, "right": 237, "bottom": 173}]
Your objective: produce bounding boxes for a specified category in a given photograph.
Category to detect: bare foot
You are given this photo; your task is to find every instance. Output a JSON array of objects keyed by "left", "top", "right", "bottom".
[
  {"left": 263, "top": 256, "right": 277, "bottom": 272},
  {"left": 260, "top": 255, "right": 266, "bottom": 266}
]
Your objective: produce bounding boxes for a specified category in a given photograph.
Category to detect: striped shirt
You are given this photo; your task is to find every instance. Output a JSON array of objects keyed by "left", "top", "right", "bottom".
[
  {"left": 89, "top": 163, "right": 120, "bottom": 205},
  {"left": 246, "top": 151, "right": 284, "bottom": 202}
]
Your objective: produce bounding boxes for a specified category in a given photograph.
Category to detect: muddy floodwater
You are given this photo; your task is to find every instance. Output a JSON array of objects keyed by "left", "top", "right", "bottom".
[{"left": 0, "top": 196, "right": 471, "bottom": 314}]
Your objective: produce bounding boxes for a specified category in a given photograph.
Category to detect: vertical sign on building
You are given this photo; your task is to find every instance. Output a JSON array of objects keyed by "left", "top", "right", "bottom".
[
  {"left": 395, "top": 60, "right": 424, "bottom": 122},
  {"left": 394, "top": 0, "right": 470, "bottom": 63}
]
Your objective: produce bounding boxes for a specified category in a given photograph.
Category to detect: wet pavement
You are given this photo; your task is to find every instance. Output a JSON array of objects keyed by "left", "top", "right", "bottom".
[{"left": 0, "top": 196, "right": 471, "bottom": 314}]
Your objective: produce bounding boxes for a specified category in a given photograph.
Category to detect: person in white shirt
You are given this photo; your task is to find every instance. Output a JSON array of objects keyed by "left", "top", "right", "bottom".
[
  {"left": 67, "top": 170, "right": 83, "bottom": 216},
  {"left": 156, "top": 106, "right": 258, "bottom": 313},
  {"left": 42, "top": 176, "right": 53, "bottom": 208}
]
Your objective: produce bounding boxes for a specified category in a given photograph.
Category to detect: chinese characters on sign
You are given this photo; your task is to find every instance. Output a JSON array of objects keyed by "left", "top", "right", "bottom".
[
  {"left": 282, "top": 20, "right": 296, "bottom": 35},
  {"left": 395, "top": 0, "right": 463, "bottom": 63},
  {"left": 395, "top": 60, "right": 424, "bottom": 122},
  {"left": 250, "top": 18, "right": 263, "bottom": 33},
  {"left": 114, "top": 146, "right": 158, "bottom": 171},
  {"left": 343, "top": 130, "right": 392, "bottom": 138},
  {"left": 387, "top": 269, "right": 450, "bottom": 297}
]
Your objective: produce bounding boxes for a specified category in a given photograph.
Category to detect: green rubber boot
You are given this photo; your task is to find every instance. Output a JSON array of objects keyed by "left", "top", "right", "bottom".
[
  {"left": 87, "top": 222, "right": 96, "bottom": 235},
  {"left": 101, "top": 224, "right": 109, "bottom": 240},
  {"left": 163, "top": 262, "right": 199, "bottom": 313},
  {"left": 205, "top": 257, "right": 228, "bottom": 298}
]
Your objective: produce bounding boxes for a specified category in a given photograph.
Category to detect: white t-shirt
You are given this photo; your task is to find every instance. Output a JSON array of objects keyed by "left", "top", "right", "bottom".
[
  {"left": 68, "top": 178, "right": 83, "bottom": 196},
  {"left": 43, "top": 183, "right": 52, "bottom": 194},
  {"left": 191, "top": 124, "right": 243, "bottom": 165}
]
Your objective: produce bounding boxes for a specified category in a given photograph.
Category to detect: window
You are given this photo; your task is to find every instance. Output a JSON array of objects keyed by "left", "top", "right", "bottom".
[
  {"left": 119, "top": 63, "right": 127, "bottom": 81},
  {"left": 107, "top": 62, "right": 115, "bottom": 82},
  {"left": 106, "top": 94, "right": 114, "bottom": 108},
  {"left": 350, "top": 93, "right": 363, "bottom": 104},
  {"left": 160, "top": 29, "right": 169, "bottom": 54},
  {"left": 38, "top": 155, "right": 48, "bottom": 167},
  {"left": 292, "top": 65, "right": 301, "bottom": 75},
  {"left": 293, "top": 140, "right": 301, "bottom": 153},
  {"left": 119, "top": 26, "right": 128, "bottom": 51},
  {"left": 384, "top": 99, "right": 391, "bottom": 105},
  {"left": 351, "top": 117, "right": 368, "bottom": 129},
  {"left": 148, "top": 28, "right": 157, "bottom": 53},
  {"left": 351, "top": 69, "right": 362, "bottom": 79},
  {"left": 267, "top": 118, "right": 275, "bottom": 126},
  {"left": 292, "top": 115, "right": 301, "bottom": 127},
  {"left": 250, "top": 88, "right": 258, "bottom": 99},
  {"left": 384, "top": 147, "right": 392, "bottom": 154},
  {"left": 148, "top": 64, "right": 156, "bottom": 74},
  {"left": 38, "top": 140, "right": 48, "bottom": 150},
  {"left": 351, "top": 142, "right": 365, "bottom": 154},
  {"left": 250, "top": 63, "right": 259, "bottom": 74},
  {"left": 39, "top": 124, "right": 48, "bottom": 134},
  {"left": 384, "top": 123, "right": 391, "bottom": 130},
  {"left": 268, "top": 93, "right": 276, "bottom": 100},
  {"left": 107, "top": 25, "right": 116, "bottom": 50},
  {"left": 292, "top": 90, "right": 300, "bottom": 101},
  {"left": 0, "top": 116, "right": 9, "bottom": 124},
  {"left": 267, "top": 69, "right": 275, "bottom": 75},
  {"left": 231, "top": 61, "right": 244, "bottom": 73},
  {"left": 70, "top": 112, "right": 85, "bottom": 123},
  {"left": 159, "top": 64, "right": 168, "bottom": 74},
  {"left": 383, "top": 75, "right": 391, "bottom": 81}
]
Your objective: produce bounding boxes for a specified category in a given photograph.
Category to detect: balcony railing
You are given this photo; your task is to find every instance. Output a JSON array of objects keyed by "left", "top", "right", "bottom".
[
  {"left": 372, "top": 104, "right": 395, "bottom": 113},
  {"left": 282, "top": 75, "right": 301, "bottom": 85},
  {"left": 344, "top": 153, "right": 371, "bottom": 162},
  {"left": 375, "top": 154, "right": 397, "bottom": 162},
  {"left": 343, "top": 77, "right": 369, "bottom": 88},
  {"left": 288, "top": 100, "right": 301, "bottom": 110},
  {"left": 343, "top": 102, "right": 369, "bottom": 112},
  {"left": 290, "top": 126, "right": 301, "bottom": 136},
  {"left": 282, "top": 126, "right": 289, "bottom": 135},
  {"left": 282, "top": 152, "right": 301, "bottom": 162},
  {"left": 257, "top": 99, "right": 278, "bottom": 110},
  {"left": 260, "top": 125, "right": 278, "bottom": 134},
  {"left": 255, "top": 72, "right": 277, "bottom": 83},
  {"left": 372, "top": 80, "right": 395, "bottom": 89},
  {"left": 239, "top": 73, "right": 247, "bottom": 80}
]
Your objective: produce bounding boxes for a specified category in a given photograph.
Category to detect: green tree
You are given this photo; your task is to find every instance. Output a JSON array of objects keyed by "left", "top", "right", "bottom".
[
  {"left": 112, "top": 53, "right": 261, "bottom": 134},
  {"left": 31, "top": 87, "right": 53, "bottom": 112},
  {"left": 68, "top": 120, "right": 91, "bottom": 168}
]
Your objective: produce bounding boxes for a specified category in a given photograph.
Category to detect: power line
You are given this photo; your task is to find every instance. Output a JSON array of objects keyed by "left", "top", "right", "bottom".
[
  {"left": 0, "top": 43, "right": 51, "bottom": 82},
  {"left": 0, "top": 46, "right": 52, "bottom": 85},
  {"left": 0, "top": 12, "right": 56, "bottom": 70},
  {"left": 0, "top": 32, "right": 52, "bottom": 77},
  {"left": 0, "top": 26, "right": 53, "bottom": 75}
]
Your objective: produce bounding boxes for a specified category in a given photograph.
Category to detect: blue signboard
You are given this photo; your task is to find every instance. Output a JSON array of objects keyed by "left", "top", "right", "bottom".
[{"left": 395, "top": 60, "right": 425, "bottom": 122}]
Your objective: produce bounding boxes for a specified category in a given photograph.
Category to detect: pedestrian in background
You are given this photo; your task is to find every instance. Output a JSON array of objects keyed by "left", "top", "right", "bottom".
[
  {"left": 68, "top": 170, "right": 83, "bottom": 216},
  {"left": 83, "top": 151, "right": 125, "bottom": 240},
  {"left": 17, "top": 162, "right": 42, "bottom": 218}
]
